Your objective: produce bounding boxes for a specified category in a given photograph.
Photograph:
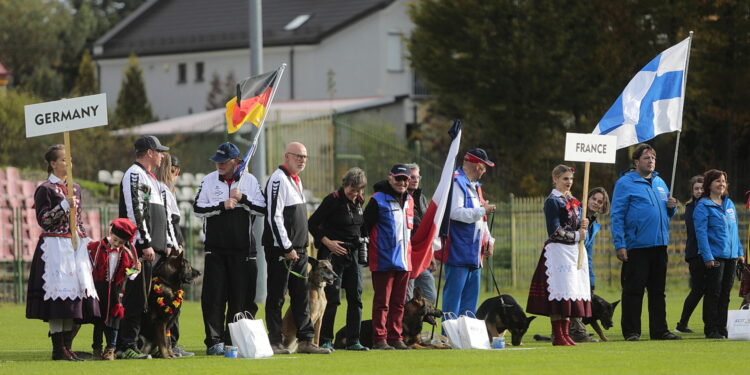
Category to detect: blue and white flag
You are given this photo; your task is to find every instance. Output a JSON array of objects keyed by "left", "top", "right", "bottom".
[{"left": 593, "top": 37, "right": 691, "bottom": 149}]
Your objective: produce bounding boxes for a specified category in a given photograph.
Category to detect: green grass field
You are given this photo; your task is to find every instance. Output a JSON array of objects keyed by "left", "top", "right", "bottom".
[{"left": 1, "top": 285, "right": 748, "bottom": 374}]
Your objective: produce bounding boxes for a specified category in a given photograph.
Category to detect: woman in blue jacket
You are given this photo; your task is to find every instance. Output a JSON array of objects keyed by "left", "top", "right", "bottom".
[
  {"left": 693, "top": 169, "right": 744, "bottom": 339},
  {"left": 569, "top": 187, "right": 610, "bottom": 342},
  {"left": 676, "top": 175, "right": 704, "bottom": 333}
]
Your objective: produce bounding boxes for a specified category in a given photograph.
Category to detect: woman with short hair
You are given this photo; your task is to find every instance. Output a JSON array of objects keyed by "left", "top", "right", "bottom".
[
  {"left": 693, "top": 169, "right": 744, "bottom": 339},
  {"left": 308, "top": 167, "right": 369, "bottom": 351},
  {"left": 527, "top": 164, "right": 592, "bottom": 346},
  {"left": 26, "top": 144, "right": 99, "bottom": 361}
]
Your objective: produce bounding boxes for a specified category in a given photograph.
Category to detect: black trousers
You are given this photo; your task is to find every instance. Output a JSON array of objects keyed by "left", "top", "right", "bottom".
[
  {"left": 703, "top": 258, "right": 737, "bottom": 336},
  {"left": 320, "top": 256, "right": 363, "bottom": 343},
  {"left": 265, "top": 248, "right": 314, "bottom": 344},
  {"left": 117, "top": 252, "right": 159, "bottom": 350},
  {"left": 201, "top": 251, "right": 258, "bottom": 347},
  {"left": 620, "top": 246, "right": 668, "bottom": 339},
  {"left": 678, "top": 256, "right": 706, "bottom": 326}
]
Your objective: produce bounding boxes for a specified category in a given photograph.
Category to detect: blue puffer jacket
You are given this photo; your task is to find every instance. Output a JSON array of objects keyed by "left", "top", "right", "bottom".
[
  {"left": 610, "top": 170, "right": 677, "bottom": 251},
  {"left": 584, "top": 219, "right": 600, "bottom": 288},
  {"left": 693, "top": 196, "right": 743, "bottom": 262}
]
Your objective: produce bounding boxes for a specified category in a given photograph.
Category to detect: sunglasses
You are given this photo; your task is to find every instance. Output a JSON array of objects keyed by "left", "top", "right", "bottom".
[{"left": 394, "top": 175, "right": 409, "bottom": 182}]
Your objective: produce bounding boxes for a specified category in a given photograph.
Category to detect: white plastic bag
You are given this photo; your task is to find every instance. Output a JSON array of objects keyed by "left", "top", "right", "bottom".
[
  {"left": 456, "top": 311, "right": 491, "bottom": 350},
  {"left": 228, "top": 312, "right": 274, "bottom": 358},
  {"left": 441, "top": 312, "right": 464, "bottom": 349},
  {"left": 727, "top": 305, "right": 750, "bottom": 341}
]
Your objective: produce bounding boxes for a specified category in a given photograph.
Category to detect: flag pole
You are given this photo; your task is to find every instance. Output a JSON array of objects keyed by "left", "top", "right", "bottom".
[
  {"left": 669, "top": 31, "right": 693, "bottom": 195},
  {"left": 578, "top": 162, "right": 590, "bottom": 269},
  {"left": 63, "top": 131, "right": 77, "bottom": 249}
]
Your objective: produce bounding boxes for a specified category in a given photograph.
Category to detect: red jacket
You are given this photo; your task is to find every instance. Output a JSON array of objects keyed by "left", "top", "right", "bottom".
[{"left": 87, "top": 238, "right": 136, "bottom": 286}]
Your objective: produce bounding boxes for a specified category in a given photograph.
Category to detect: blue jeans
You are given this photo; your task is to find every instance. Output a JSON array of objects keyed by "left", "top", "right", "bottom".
[
  {"left": 406, "top": 269, "right": 437, "bottom": 303},
  {"left": 442, "top": 265, "right": 480, "bottom": 317}
]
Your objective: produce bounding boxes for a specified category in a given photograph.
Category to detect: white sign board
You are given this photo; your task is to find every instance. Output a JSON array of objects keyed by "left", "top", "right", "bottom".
[
  {"left": 564, "top": 133, "right": 617, "bottom": 164},
  {"left": 24, "top": 93, "right": 108, "bottom": 138}
]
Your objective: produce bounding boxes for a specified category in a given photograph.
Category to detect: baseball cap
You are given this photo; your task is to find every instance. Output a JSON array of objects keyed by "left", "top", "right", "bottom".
[
  {"left": 134, "top": 135, "right": 169, "bottom": 152},
  {"left": 210, "top": 142, "right": 241, "bottom": 163},
  {"left": 170, "top": 155, "right": 180, "bottom": 168},
  {"left": 464, "top": 148, "right": 495, "bottom": 167},
  {"left": 390, "top": 164, "right": 410, "bottom": 177}
]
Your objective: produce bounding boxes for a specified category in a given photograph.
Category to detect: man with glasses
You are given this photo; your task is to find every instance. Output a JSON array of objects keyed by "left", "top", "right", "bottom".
[
  {"left": 263, "top": 142, "right": 330, "bottom": 354},
  {"left": 363, "top": 164, "right": 414, "bottom": 350},
  {"left": 404, "top": 163, "right": 437, "bottom": 303},
  {"left": 440, "top": 148, "right": 496, "bottom": 318}
]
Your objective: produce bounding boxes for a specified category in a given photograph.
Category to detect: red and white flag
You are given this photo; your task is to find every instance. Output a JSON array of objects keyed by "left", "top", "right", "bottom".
[{"left": 410, "top": 120, "right": 462, "bottom": 278}]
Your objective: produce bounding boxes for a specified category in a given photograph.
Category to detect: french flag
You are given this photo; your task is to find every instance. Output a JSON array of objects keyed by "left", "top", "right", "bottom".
[{"left": 410, "top": 120, "right": 462, "bottom": 278}]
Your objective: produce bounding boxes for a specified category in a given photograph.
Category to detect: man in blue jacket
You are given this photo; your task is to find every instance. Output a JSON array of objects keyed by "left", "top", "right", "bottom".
[
  {"left": 610, "top": 143, "right": 680, "bottom": 341},
  {"left": 441, "top": 149, "right": 496, "bottom": 318}
]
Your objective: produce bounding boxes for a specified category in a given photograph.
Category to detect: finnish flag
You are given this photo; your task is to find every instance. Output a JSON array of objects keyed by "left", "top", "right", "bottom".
[{"left": 593, "top": 37, "right": 691, "bottom": 149}]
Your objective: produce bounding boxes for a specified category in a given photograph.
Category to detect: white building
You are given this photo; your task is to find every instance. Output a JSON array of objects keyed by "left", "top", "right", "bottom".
[{"left": 94, "top": 0, "right": 425, "bottom": 122}]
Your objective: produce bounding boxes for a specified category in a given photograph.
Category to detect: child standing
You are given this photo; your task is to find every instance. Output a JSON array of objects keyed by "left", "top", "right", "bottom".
[{"left": 88, "top": 219, "right": 140, "bottom": 360}]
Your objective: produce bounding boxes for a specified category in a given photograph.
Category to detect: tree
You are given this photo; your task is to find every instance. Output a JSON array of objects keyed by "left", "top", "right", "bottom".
[
  {"left": 71, "top": 49, "right": 98, "bottom": 96},
  {"left": 206, "top": 71, "right": 238, "bottom": 110},
  {"left": 114, "top": 53, "right": 155, "bottom": 129}
]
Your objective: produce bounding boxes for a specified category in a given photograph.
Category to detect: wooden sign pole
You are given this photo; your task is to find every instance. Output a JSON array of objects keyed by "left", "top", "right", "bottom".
[
  {"left": 63, "top": 131, "right": 77, "bottom": 248},
  {"left": 578, "top": 162, "right": 590, "bottom": 269}
]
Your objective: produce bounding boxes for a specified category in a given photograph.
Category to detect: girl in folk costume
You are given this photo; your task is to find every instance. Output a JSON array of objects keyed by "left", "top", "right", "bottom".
[
  {"left": 527, "top": 164, "right": 592, "bottom": 346},
  {"left": 88, "top": 219, "right": 140, "bottom": 360},
  {"left": 26, "top": 144, "right": 100, "bottom": 361}
]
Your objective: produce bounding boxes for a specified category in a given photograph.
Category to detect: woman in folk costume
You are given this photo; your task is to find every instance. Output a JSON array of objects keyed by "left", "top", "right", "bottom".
[
  {"left": 26, "top": 144, "right": 99, "bottom": 361},
  {"left": 527, "top": 164, "right": 592, "bottom": 346},
  {"left": 88, "top": 218, "right": 140, "bottom": 360}
]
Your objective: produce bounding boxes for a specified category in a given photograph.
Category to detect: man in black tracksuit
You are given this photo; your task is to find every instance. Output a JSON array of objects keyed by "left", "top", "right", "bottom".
[
  {"left": 193, "top": 143, "right": 266, "bottom": 355},
  {"left": 263, "top": 142, "right": 329, "bottom": 354},
  {"left": 118, "top": 135, "right": 171, "bottom": 359}
]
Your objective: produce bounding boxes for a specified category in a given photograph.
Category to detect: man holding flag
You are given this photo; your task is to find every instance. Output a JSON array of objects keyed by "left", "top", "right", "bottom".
[
  {"left": 438, "top": 149, "right": 496, "bottom": 318},
  {"left": 594, "top": 34, "right": 692, "bottom": 341},
  {"left": 193, "top": 142, "right": 266, "bottom": 355}
]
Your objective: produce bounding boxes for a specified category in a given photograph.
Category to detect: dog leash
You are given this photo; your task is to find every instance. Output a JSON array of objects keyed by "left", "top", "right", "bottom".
[
  {"left": 486, "top": 211, "right": 503, "bottom": 297},
  {"left": 283, "top": 258, "right": 308, "bottom": 279}
]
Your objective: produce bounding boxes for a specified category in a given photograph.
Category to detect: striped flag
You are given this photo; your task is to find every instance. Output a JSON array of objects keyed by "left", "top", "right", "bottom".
[
  {"left": 410, "top": 120, "right": 462, "bottom": 278},
  {"left": 593, "top": 36, "right": 691, "bottom": 148},
  {"left": 225, "top": 68, "right": 280, "bottom": 134}
]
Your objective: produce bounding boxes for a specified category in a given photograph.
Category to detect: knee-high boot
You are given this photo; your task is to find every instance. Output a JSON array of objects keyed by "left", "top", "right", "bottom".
[
  {"left": 551, "top": 320, "right": 570, "bottom": 346},
  {"left": 51, "top": 332, "right": 76, "bottom": 361}
]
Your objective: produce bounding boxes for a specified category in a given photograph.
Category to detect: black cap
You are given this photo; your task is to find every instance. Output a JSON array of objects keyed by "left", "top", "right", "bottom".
[
  {"left": 390, "top": 164, "right": 410, "bottom": 177},
  {"left": 134, "top": 135, "right": 169, "bottom": 152},
  {"left": 170, "top": 155, "right": 180, "bottom": 168},
  {"left": 210, "top": 142, "right": 240, "bottom": 163},
  {"left": 464, "top": 148, "right": 495, "bottom": 167}
]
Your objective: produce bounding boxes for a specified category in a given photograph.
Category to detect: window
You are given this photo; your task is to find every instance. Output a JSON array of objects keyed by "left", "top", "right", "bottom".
[
  {"left": 195, "top": 62, "right": 204, "bottom": 82},
  {"left": 177, "top": 63, "right": 186, "bottom": 84},
  {"left": 387, "top": 32, "right": 404, "bottom": 72}
]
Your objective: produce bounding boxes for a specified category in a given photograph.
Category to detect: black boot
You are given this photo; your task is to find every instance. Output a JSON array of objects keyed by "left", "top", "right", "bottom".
[
  {"left": 51, "top": 333, "right": 76, "bottom": 361},
  {"left": 63, "top": 330, "right": 84, "bottom": 361}
]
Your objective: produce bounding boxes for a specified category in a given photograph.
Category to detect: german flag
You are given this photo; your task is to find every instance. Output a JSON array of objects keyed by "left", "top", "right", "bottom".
[{"left": 225, "top": 69, "right": 279, "bottom": 134}]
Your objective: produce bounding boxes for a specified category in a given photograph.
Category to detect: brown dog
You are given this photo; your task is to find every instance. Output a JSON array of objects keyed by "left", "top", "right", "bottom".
[
  {"left": 281, "top": 258, "right": 337, "bottom": 351},
  {"left": 140, "top": 252, "right": 201, "bottom": 359},
  {"left": 403, "top": 288, "right": 448, "bottom": 349}
]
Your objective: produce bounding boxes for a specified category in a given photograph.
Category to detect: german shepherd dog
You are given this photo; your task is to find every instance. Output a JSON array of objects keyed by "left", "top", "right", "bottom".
[
  {"left": 333, "top": 287, "right": 447, "bottom": 349},
  {"left": 476, "top": 294, "right": 536, "bottom": 346},
  {"left": 140, "top": 252, "right": 201, "bottom": 359},
  {"left": 281, "top": 258, "right": 337, "bottom": 351},
  {"left": 533, "top": 294, "right": 619, "bottom": 342},
  {"left": 583, "top": 294, "right": 619, "bottom": 342}
]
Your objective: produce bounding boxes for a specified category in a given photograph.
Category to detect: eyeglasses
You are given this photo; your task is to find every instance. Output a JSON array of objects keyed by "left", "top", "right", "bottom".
[
  {"left": 409, "top": 175, "right": 421, "bottom": 180},
  {"left": 286, "top": 152, "right": 308, "bottom": 161}
]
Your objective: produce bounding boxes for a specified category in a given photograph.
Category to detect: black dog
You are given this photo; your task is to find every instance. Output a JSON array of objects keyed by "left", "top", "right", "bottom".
[
  {"left": 582, "top": 294, "right": 619, "bottom": 342},
  {"left": 533, "top": 294, "right": 619, "bottom": 342},
  {"left": 333, "top": 288, "right": 444, "bottom": 349},
  {"left": 476, "top": 294, "right": 535, "bottom": 346},
  {"left": 140, "top": 252, "right": 201, "bottom": 358}
]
